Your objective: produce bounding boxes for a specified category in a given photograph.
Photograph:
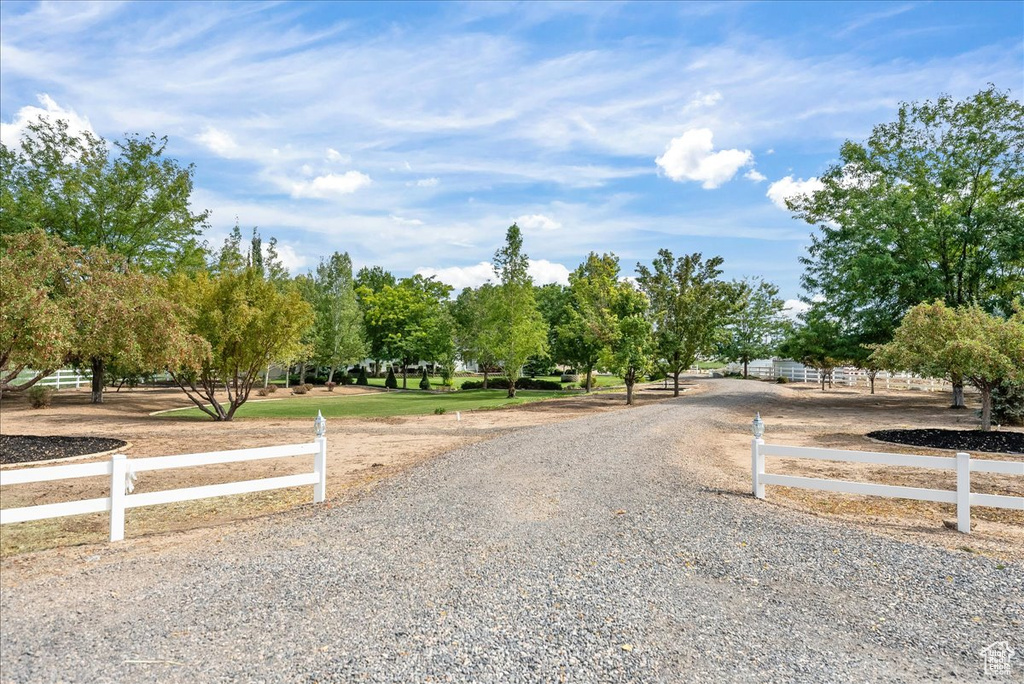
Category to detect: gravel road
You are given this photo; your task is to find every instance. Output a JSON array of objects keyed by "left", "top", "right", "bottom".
[{"left": 2, "top": 379, "right": 1021, "bottom": 683}]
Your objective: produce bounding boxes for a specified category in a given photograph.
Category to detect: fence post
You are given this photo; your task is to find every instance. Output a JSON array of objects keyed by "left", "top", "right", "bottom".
[
  {"left": 751, "top": 438, "right": 765, "bottom": 499},
  {"left": 313, "top": 411, "right": 327, "bottom": 504},
  {"left": 110, "top": 454, "right": 127, "bottom": 542},
  {"left": 956, "top": 452, "right": 970, "bottom": 533}
]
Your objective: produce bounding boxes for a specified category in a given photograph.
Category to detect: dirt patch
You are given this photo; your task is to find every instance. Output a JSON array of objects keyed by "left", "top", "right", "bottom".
[
  {"left": 0, "top": 384, "right": 672, "bottom": 557},
  {"left": 867, "top": 428, "right": 1024, "bottom": 454},
  {"left": 0, "top": 435, "right": 128, "bottom": 465}
]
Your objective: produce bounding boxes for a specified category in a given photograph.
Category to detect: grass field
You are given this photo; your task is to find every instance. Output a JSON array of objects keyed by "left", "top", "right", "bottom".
[
  {"left": 283, "top": 374, "right": 626, "bottom": 390},
  {"left": 168, "top": 389, "right": 568, "bottom": 420}
]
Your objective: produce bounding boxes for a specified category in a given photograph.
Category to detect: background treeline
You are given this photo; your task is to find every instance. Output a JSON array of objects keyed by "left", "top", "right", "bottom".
[{"left": 2, "top": 87, "right": 1021, "bottom": 426}]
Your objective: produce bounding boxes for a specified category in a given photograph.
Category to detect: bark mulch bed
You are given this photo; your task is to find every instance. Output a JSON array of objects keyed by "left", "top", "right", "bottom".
[
  {"left": 867, "top": 428, "right": 1024, "bottom": 455},
  {"left": 0, "top": 435, "right": 127, "bottom": 465}
]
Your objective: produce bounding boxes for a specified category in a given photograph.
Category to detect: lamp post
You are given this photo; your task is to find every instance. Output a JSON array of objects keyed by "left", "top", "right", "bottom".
[{"left": 751, "top": 413, "right": 765, "bottom": 499}]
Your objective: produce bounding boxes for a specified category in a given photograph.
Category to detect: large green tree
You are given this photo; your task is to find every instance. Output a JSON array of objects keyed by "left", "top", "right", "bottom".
[
  {"left": 719, "top": 277, "right": 789, "bottom": 378},
  {"left": 452, "top": 285, "right": 500, "bottom": 388},
  {"left": 309, "top": 252, "right": 366, "bottom": 383},
  {"left": 790, "top": 86, "right": 1024, "bottom": 407},
  {"left": 636, "top": 250, "right": 739, "bottom": 396},
  {"left": 1, "top": 117, "right": 208, "bottom": 273},
  {"left": 485, "top": 224, "right": 548, "bottom": 398},
  {"left": 602, "top": 284, "right": 654, "bottom": 406},
  {"left": 779, "top": 305, "right": 854, "bottom": 391},
  {"left": 556, "top": 253, "right": 620, "bottom": 392},
  {"left": 873, "top": 301, "right": 1024, "bottom": 430}
]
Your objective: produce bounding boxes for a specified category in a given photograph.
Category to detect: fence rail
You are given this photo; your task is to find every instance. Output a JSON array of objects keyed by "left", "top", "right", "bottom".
[
  {"left": 751, "top": 428, "right": 1024, "bottom": 533},
  {"left": 733, "top": 365, "right": 951, "bottom": 391},
  {"left": 0, "top": 413, "right": 328, "bottom": 541}
]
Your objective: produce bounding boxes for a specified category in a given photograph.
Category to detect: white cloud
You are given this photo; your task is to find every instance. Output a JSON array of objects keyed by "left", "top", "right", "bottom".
[
  {"left": 686, "top": 90, "right": 722, "bottom": 110},
  {"left": 389, "top": 214, "right": 424, "bottom": 226},
  {"left": 655, "top": 129, "right": 753, "bottom": 189},
  {"left": 195, "top": 126, "right": 239, "bottom": 157},
  {"left": 744, "top": 169, "right": 767, "bottom": 183},
  {"left": 290, "top": 171, "right": 372, "bottom": 198},
  {"left": 527, "top": 259, "right": 571, "bottom": 285},
  {"left": 0, "top": 94, "right": 94, "bottom": 147},
  {"left": 515, "top": 213, "right": 561, "bottom": 232},
  {"left": 766, "top": 175, "right": 824, "bottom": 211},
  {"left": 269, "top": 242, "right": 307, "bottom": 272},
  {"left": 416, "top": 261, "right": 496, "bottom": 290},
  {"left": 325, "top": 147, "right": 350, "bottom": 163},
  {"left": 416, "top": 258, "right": 570, "bottom": 290},
  {"left": 406, "top": 177, "right": 439, "bottom": 187}
]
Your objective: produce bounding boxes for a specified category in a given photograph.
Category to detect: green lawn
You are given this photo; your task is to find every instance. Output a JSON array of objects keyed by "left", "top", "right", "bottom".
[
  {"left": 295, "top": 374, "right": 626, "bottom": 390},
  {"left": 166, "top": 389, "right": 567, "bottom": 420}
]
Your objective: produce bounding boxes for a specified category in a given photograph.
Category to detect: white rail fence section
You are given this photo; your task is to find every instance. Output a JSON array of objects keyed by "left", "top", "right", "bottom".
[
  {"left": 737, "top": 365, "right": 950, "bottom": 392},
  {"left": 0, "top": 413, "right": 328, "bottom": 542},
  {"left": 748, "top": 415, "right": 1023, "bottom": 533}
]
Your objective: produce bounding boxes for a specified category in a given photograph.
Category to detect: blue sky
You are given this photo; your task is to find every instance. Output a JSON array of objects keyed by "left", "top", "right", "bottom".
[{"left": 2, "top": 1, "right": 1022, "bottom": 309}]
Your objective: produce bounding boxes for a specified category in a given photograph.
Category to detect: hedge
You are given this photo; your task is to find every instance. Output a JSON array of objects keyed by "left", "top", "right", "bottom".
[{"left": 461, "top": 378, "right": 563, "bottom": 391}]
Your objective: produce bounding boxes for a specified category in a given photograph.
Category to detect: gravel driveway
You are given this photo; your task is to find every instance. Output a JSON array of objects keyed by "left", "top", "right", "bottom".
[{"left": 2, "top": 379, "right": 1021, "bottom": 683}]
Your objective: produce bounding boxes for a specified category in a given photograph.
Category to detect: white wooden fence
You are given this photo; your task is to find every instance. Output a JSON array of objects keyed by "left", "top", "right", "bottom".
[
  {"left": 0, "top": 413, "right": 328, "bottom": 542},
  {"left": 736, "top": 364, "right": 951, "bottom": 392},
  {"left": 751, "top": 431, "right": 1023, "bottom": 533}
]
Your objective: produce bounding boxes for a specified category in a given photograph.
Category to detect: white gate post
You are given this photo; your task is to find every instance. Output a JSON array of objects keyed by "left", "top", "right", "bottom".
[
  {"left": 313, "top": 411, "right": 327, "bottom": 504},
  {"left": 751, "top": 439, "right": 765, "bottom": 499},
  {"left": 956, "top": 452, "right": 971, "bottom": 533},
  {"left": 110, "top": 454, "right": 127, "bottom": 542}
]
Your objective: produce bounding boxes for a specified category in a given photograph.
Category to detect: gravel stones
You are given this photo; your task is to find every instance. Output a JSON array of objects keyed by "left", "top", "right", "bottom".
[{"left": 1, "top": 381, "right": 1021, "bottom": 682}]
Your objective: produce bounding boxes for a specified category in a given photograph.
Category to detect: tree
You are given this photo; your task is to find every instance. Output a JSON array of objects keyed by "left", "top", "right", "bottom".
[
  {"left": 310, "top": 252, "right": 366, "bottom": 383},
  {"left": 167, "top": 248, "right": 313, "bottom": 421},
  {"left": 452, "top": 285, "right": 500, "bottom": 388},
  {"left": 790, "top": 87, "right": 1024, "bottom": 408},
  {"left": 485, "top": 224, "right": 548, "bottom": 398},
  {"left": 556, "top": 253, "right": 619, "bottom": 392},
  {"left": 602, "top": 284, "right": 654, "bottom": 406},
  {"left": 636, "top": 250, "right": 738, "bottom": 396},
  {"left": 0, "top": 230, "right": 74, "bottom": 394},
  {"left": 357, "top": 275, "right": 452, "bottom": 389},
  {"left": 1, "top": 117, "right": 208, "bottom": 274},
  {"left": 719, "top": 277, "right": 788, "bottom": 378},
  {"left": 872, "top": 301, "right": 1024, "bottom": 430},
  {"left": 779, "top": 305, "right": 852, "bottom": 391}
]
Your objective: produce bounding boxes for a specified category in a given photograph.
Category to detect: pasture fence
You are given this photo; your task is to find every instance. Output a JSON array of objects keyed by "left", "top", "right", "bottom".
[
  {"left": 748, "top": 414, "right": 1023, "bottom": 533},
  {"left": 0, "top": 413, "right": 328, "bottom": 542}
]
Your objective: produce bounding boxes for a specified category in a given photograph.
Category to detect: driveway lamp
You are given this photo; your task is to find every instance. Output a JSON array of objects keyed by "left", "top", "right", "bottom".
[
  {"left": 314, "top": 410, "right": 327, "bottom": 438},
  {"left": 751, "top": 412, "right": 765, "bottom": 439}
]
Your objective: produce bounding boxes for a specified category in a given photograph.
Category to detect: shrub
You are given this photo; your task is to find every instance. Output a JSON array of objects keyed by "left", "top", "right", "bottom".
[
  {"left": 27, "top": 386, "right": 53, "bottom": 409},
  {"left": 419, "top": 368, "right": 431, "bottom": 390},
  {"left": 304, "top": 383, "right": 313, "bottom": 391},
  {"left": 356, "top": 366, "right": 369, "bottom": 386},
  {"left": 461, "top": 378, "right": 561, "bottom": 391},
  {"left": 461, "top": 380, "right": 485, "bottom": 390},
  {"left": 991, "top": 382, "right": 1024, "bottom": 426},
  {"left": 326, "top": 381, "right": 337, "bottom": 392},
  {"left": 560, "top": 372, "right": 580, "bottom": 383},
  {"left": 265, "top": 384, "right": 278, "bottom": 394},
  {"left": 433, "top": 407, "right": 447, "bottom": 415},
  {"left": 338, "top": 374, "right": 355, "bottom": 385},
  {"left": 292, "top": 385, "right": 308, "bottom": 395},
  {"left": 776, "top": 376, "right": 788, "bottom": 384},
  {"left": 256, "top": 387, "right": 269, "bottom": 396},
  {"left": 385, "top": 368, "right": 398, "bottom": 389}
]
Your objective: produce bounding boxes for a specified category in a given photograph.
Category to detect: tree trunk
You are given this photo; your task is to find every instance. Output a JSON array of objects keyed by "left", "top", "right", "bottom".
[
  {"left": 327, "top": 365, "right": 336, "bottom": 383},
  {"left": 743, "top": 358, "right": 748, "bottom": 379},
  {"left": 673, "top": 371, "right": 680, "bottom": 397},
  {"left": 585, "top": 367, "right": 593, "bottom": 394},
  {"left": 507, "top": 379, "right": 516, "bottom": 398},
  {"left": 90, "top": 357, "right": 104, "bottom": 404},
  {"left": 868, "top": 370, "right": 877, "bottom": 395},
  {"left": 980, "top": 386, "right": 992, "bottom": 431},
  {"left": 820, "top": 370, "right": 825, "bottom": 392},
  {"left": 264, "top": 364, "right": 270, "bottom": 389},
  {"left": 284, "top": 363, "right": 290, "bottom": 389},
  {"left": 625, "top": 379, "right": 634, "bottom": 405},
  {"left": 483, "top": 368, "right": 489, "bottom": 389},
  {"left": 402, "top": 362, "right": 408, "bottom": 390},
  {"left": 951, "top": 380, "right": 966, "bottom": 409}
]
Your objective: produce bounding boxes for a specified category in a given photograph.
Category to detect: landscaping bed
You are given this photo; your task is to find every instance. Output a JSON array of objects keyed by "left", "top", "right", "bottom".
[
  {"left": 0, "top": 435, "right": 127, "bottom": 465},
  {"left": 867, "top": 428, "right": 1023, "bottom": 454}
]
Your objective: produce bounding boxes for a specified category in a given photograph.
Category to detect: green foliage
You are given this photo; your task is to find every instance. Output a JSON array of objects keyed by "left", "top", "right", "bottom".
[
  {"left": 872, "top": 301, "right": 1024, "bottom": 429},
  {"left": 434, "top": 407, "right": 447, "bottom": 415},
  {"left": 779, "top": 305, "right": 851, "bottom": 390},
  {"left": 356, "top": 366, "right": 369, "bottom": 385},
  {"left": 486, "top": 224, "right": 549, "bottom": 397},
  {"left": 792, "top": 87, "right": 1024, "bottom": 342},
  {"left": 636, "top": 250, "right": 739, "bottom": 395},
  {"left": 385, "top": 368, "right": 398, "bottom": 389},
  {"left": 719, "top": 277, "right": 788, "bottom": 376},
  {"left": 167, "top": 247, "right": 313, "bottom": 421},
  {"left": 453, "top": 284, "right": 500, "bottom": 375},
  {"left": 601, "top": 284, "right": 655, "bottom": 405},
  {"left": 556, "top": 253, "right": 619, "bottom": 392},
  {"left": 461, "top": 378, "right": 563, "bottom": 391},
  {"left": 26, "top": 386, "right": 53, "bottom": 409},
  {"left": 1, "top": 117, "right": 208, "bottom": 274},
  {"left": 991, "top": 382, "right": 1024, "bottom": 427},
  {"left": 419, "top": 368, "right": 432, "bottom": 390},
  {"left": 307, "top": 252, "right": 366, "bottom": 379}
]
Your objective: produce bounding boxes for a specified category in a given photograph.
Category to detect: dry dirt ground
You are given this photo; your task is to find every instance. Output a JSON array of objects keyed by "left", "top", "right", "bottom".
[{"left": 1, "top": 379, "right": 1021, "bottom": 575}]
